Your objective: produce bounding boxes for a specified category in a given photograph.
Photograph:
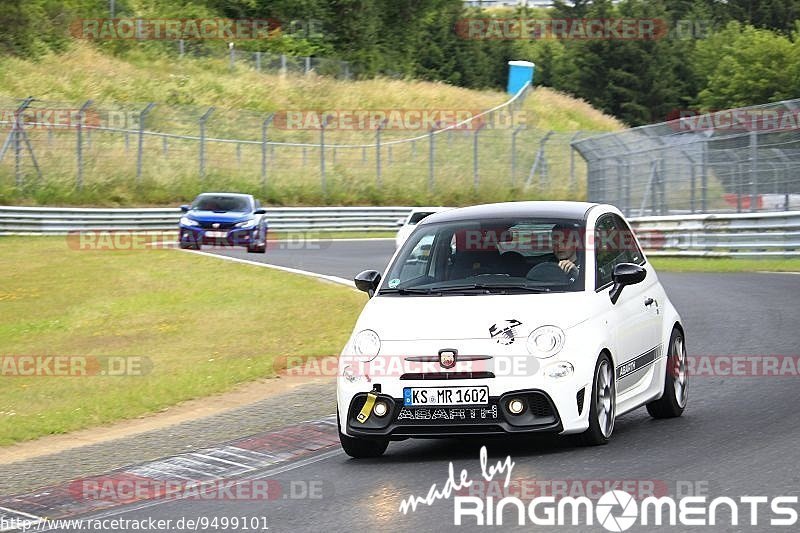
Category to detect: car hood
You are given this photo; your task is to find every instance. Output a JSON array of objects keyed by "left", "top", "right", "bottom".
[
  {"left": 357, "top": 292, "right": 590, "bottom": 341},
  {"left": 186, "top": 210, "right": 252, "bottom": 223}
]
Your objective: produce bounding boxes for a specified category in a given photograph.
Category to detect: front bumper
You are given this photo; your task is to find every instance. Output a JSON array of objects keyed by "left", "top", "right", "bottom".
[
  {"left": 179, "top": 226, "right": 260, "bottom": 247},
  {"left": 338, "top": 375, "right": 590, "bottom": 438}
]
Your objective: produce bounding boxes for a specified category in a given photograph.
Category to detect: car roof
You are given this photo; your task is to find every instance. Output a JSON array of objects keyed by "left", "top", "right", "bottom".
[
  {"left": 420, "top": 201, "right": 599, "bottom": 225},
  {"left": 196, "top": 192, "right": 253, "bottom": 199}
]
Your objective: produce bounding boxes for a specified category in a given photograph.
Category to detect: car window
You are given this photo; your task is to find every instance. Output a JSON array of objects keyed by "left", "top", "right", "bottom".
[
  {"left": 192, "top": 195, "right": 251, "bottom": 212},
  {"left": 381, "top": 218, "right": 586, "bottom": 294},
  {"left": 595, "top": 214, "right": 640, "bottom": 289}
]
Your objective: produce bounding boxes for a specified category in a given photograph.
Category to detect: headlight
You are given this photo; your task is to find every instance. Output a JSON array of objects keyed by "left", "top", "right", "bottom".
[
  {"left": 353, "top": 329, "right": 381, "bottom": 358},
  {"left": 526, "top": 325, "right": 565, "bottom": 358},
  {"left": 235, "top": 219, "right": 258, "bottom": 229},
  {"left": 180, "top": 217, "right": 199, "bottom": 227},
  {"left": 546, "top": 361, "right": 574, "bottom": 379}
]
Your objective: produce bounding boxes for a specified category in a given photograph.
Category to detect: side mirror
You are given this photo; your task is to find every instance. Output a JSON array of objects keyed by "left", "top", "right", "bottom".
[
  {"left": 180, "top": 205, "right": 190, "bottom": 212},
  {"left": 609, "top": 263, "right": 646, "bottom": 304},
  {"left": 354, "top": 270, "right": 381, "bottom": 297},
  {"left": 397, "top": 218, "right": 407, "bottom": 226},
  {"left": 254, "top": 208, "right": 266, "bottom": 215}
]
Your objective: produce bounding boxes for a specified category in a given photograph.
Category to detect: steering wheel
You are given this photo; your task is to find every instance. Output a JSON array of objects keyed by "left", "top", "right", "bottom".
[{"left": 526, "top": 262, "right": 573, "bottom": 283}]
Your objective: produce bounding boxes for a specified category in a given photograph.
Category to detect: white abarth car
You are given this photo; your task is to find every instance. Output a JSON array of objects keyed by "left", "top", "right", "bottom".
[{"left": 337, "top": 201, "right": 687, "bottom": 458}]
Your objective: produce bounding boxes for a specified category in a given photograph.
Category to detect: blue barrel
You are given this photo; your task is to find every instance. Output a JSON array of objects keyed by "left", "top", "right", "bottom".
[{"left": 507, "top": 60, "right": 535, "bottom": 94}]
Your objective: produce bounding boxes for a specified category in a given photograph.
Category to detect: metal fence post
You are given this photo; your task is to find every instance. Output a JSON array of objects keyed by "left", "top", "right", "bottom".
[
  {"left": 320, "top": 117, "right": 328, "bottom": 195},
  {"left": 229, "top": 43, "right": 235, "bottom": 71},
  {"left": 0, "top": 97, "right": 39, "bottom": 187},
  {"left": 261, "top": 113, "right": 274, "bottom": 189},
  {"left": 701, "top": 141, "right": 708, "bottom": 212},
  {"left": 198, "top": 107, "right": 214, "bottom": 179},
  {"left": 749, "top": 130, "right": 759, "bottom": 212},
  {"left": 473, "top": 124, "right": 485, "bottom": 189},
  {"left": 76, "top": 99, "right": 93, "bottom": 190},
  {"left": 280, "top": 54, "right": 287, "bottom": 76},
  {"left": 376, "top": 121, "right": 384, "bottom": 187},
  {"left": 429, "top": 126, "right": 436, "bottom": 191},
  {"left": 304, "top": 56, "right": 311, "bottom": 75},
  {"left": 569, "top": 131, "right": 583, "bottom": 189},
  {"left": 510, "top": 125, "right": 524, "bottom": 186},
  {"left": 179, "top": 39, "right": 184, "bottom": 58},
  {"left": 525, "top": 131, "right": 553, "bottom": 188},
  {"left": 136, "top": 102, "right": 155, "bottom": 181},
  {"left": 255, "top": 51, "right": 261, "bottom": 72}
]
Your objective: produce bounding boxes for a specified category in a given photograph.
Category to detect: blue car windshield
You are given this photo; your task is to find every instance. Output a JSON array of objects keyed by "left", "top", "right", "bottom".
[{"left": 192, "top": 195, "right": 251, "bottom": 212}]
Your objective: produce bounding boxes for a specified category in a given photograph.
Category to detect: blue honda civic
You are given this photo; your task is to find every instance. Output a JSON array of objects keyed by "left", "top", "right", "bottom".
[{"left": 178, "top": 193, "right": 268, "bottom": 253}]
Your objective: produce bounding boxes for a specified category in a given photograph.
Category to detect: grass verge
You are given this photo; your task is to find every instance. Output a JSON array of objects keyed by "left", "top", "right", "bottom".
[
  {"left": 650, "top": 257, "right": 800, "bottom": 272},
  {"left": 0, "top": 236, "right": 363, "bottom": 446}
]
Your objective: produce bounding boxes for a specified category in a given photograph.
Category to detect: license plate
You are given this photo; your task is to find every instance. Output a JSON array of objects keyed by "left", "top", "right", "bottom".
[
  {"left": 403, "top": 386, "right": 489, "bottom": 407},
  {"left": 205, "top": 231, "right": 227, "bottom": 238}
]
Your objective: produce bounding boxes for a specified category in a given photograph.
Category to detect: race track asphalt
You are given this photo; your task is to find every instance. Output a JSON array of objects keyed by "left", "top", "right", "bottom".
[{"left": 42, "top": 241, "right": 800, "bottom": 532}]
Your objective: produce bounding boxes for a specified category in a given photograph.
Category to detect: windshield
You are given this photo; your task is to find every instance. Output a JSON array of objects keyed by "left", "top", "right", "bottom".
[
  {"left": 380, "top": 217, "right": 585, "bottom": 295},
  {"left": 192, "top": 195, "right": 251, "bottom": 212}
]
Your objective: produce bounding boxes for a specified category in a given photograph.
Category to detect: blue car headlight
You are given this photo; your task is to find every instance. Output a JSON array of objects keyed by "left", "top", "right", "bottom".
[
  {"left": 235, "top": 219, "right": 258, "bottom": 229},
  {"left": 180, "top": 216, "right": 199, "bottom": 227}
]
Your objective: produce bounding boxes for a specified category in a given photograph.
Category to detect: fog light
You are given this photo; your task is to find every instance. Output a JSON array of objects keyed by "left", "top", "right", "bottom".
[
  {"left": 373, "top": 400, "right": 389, "bottom": 417},
  {"left": 508, "top": 398, "right": 525, "bottom": 415}
]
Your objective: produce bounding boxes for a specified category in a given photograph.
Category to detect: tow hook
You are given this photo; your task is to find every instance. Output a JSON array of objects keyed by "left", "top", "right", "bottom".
[{"left": 356, "top": 387, "right": 380, "bottom": 423}]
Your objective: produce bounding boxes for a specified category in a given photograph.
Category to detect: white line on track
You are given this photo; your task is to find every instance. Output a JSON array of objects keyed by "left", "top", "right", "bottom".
[
  {"left": 0, "top": 506, "right": 46, "bottom": 532},
  {"left": 33, "top": 448, "right": 344, "bottom": 530},
  {"left": 178, "top": 249, "right": 355, "bottom": 287}
]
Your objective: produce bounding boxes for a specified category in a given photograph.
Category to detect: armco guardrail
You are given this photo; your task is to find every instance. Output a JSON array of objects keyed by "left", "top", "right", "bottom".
[
  {"left": 629, "top": 211, "right": 800, "bottom": 257},
  {"left": 1, "top": 206, "right": 798, "bottom": 257},
  {"left": 0, "top": 206, "right": 412, "bottom": 234}
]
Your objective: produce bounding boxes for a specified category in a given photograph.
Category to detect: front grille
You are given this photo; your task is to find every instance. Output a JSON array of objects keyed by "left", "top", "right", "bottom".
[
  {"left": 528, "top": 393, "right": 555, "bottom": 417},
  {"left": 392, "top": 424, "right": 505, "bottom": 436},
  {"left": 199, "top": 221, "right": 236, "bottom": 230},
  {"left": 576, "top": 387, "right": 586, "bottom": 415},
  {"left": 399, "top": 371, "right": 494, "bottom": 380}
]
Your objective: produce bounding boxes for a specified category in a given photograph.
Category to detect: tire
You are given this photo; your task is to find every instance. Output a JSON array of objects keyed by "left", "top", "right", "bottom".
[
  {"left": 337, "top": 413, "right": 389, "bottom": 458},
  {"left": 179, "top": 240, "right": 200, "bottom": 250},
  {"left": 247, "top": 227, "right": 267, "bottom": 253},
  {"left": 579, "top": 353, "right": 616, "bottom": 446},
  {"left": 647, "top": 328, "right": 688, "bottom": 419}
]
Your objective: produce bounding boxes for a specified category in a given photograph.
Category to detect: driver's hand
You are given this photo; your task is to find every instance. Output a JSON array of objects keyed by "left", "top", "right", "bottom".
[{"left": 558, "top": 259, "right": 577, "bottom": 274}]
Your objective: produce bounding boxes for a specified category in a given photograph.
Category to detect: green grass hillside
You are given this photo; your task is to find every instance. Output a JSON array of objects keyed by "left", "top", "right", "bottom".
[{"left": 0, "top": 44, "right": 623, "bottom": 206}]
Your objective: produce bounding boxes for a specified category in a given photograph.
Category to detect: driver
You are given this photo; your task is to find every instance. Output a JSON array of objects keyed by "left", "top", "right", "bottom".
[{"left": 551, "top": 224, "right": 580, "bottom": 275}]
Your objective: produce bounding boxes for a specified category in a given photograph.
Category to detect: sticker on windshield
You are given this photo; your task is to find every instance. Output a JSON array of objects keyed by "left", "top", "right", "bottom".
[{"left": 388, "top": 278, "right": 400, "bottom": 289}]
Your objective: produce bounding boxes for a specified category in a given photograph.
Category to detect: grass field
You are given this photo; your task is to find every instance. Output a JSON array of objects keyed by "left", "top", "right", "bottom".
[
  {"left": 649, "top": 257, "right": 800, "bottom": 273},
  {"left": 0, "top": 44, "right": 623, "bottom": 207},
  {"left": 0, "top": 236, "right": 363, "bottom": 446}
]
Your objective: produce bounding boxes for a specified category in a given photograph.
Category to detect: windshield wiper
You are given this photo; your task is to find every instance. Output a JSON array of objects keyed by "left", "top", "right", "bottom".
[
  {"left": 430, "top": 283, "right": 551, "bottom": 294},
  {"left": 378, "top": 287, "right": 443, "bottom": 295}
]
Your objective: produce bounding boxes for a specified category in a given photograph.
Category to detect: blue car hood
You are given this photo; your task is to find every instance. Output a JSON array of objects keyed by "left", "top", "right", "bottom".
[{"left": 186, "top": 210, "right": 251, "bottom": 223}]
